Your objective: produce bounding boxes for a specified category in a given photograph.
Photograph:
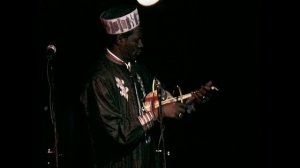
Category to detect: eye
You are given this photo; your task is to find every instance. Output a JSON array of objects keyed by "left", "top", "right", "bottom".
[{"left": 133, "top": 37, "right": 140, "bottom": 43}]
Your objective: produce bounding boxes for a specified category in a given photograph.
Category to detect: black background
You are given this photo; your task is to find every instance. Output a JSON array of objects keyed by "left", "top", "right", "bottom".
[{"left": 37, "top": 0, "right": 299, "bottom": 168}]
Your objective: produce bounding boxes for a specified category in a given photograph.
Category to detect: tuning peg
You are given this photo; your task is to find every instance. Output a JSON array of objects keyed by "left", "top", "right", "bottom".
[{"left": 211, "top": 86, "right": 219, "bottom": 91}]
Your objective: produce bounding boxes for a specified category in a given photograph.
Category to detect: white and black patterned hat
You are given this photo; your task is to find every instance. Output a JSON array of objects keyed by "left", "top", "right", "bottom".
[{"left": 100, "top": 7, "right": 140, "bottom": 35}]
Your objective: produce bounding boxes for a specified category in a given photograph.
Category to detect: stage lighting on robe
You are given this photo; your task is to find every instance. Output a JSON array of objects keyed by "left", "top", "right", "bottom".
[{"left": 137, "top": 0, "right": 159, "bottom": 7}]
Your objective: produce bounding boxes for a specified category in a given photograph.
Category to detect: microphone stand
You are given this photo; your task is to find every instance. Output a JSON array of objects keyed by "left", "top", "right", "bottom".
[
  {"left": 46, "top": 52, "right": 59, "bottom": 168},
  {"left": 156, "top": 82, "right": 167, "bottom": 168}
]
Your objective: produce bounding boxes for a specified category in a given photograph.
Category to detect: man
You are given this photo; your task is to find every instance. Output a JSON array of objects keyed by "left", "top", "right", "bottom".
[{"left": 80, "top": 4, "right": 215, "bottom": 168}]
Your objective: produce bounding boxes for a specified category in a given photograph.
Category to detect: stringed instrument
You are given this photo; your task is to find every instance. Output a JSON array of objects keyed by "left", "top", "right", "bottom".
[
  {"left": 143, "top": 86, "right": 219, "bottom": 113},
  {"left": 143, "top": 84, "right": 219, "bottom": 167}
]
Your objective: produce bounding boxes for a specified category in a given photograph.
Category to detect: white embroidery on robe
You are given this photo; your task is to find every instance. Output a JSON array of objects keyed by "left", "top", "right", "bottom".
[
  {"left": 136, "top": 73, "right": 146, "bottom": 98},
  {"left": 115, "top": 77, "right": 129, "bottom": 101}
]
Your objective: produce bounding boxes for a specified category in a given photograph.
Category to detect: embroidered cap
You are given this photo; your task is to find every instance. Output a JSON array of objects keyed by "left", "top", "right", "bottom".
[{"left": 100, "top": 7, "right": 140, "bottom": 35}]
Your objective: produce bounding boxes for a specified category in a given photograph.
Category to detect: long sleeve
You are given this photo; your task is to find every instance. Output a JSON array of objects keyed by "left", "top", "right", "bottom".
[{"left": 84, "top": 76, "right": 145, "bottom": 145}]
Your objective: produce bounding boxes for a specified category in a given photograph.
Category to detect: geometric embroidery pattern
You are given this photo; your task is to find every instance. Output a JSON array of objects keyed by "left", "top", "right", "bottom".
[{"left": 115, "top": 76, "right": 129, "bottom": 101}]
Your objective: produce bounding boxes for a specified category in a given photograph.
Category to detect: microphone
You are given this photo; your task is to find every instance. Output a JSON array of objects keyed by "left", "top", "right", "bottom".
[{"left": 46, "top": 44, "right": 57, "bottom": 60}]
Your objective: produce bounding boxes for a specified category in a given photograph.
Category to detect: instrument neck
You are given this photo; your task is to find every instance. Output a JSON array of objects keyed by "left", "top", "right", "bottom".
[{"left": 161, "top": 93, "right": 192, "bottom": 106}]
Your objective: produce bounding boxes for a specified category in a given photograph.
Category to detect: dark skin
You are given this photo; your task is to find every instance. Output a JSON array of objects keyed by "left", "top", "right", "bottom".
[
  {"left": 110, "top": 26, "right": 143, "bottom": 62},
  {"left": 108, "top": 26, "right": 215, "bottom": 119}
]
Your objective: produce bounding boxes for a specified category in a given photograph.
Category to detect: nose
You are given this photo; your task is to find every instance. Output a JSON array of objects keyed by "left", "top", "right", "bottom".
[{"left": 138, "top": 39, "right": 143, "bottom": 48}]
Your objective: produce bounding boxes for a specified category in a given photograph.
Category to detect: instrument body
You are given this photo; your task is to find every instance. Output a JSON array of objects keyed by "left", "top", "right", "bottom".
[{"left": 143, "top": 90, "right": 192, "bottom": 112}]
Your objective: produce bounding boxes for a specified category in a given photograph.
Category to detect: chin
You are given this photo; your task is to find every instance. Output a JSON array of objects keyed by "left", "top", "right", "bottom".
[
  {"left": 130, "top": 57, "right": 137, "bottom": 62},
  {"left": 131, "top": 54, "right": 138, "bottom": 60}
]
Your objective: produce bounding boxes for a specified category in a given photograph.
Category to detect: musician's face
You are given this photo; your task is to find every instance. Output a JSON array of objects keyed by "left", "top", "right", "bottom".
[{"left": 119, "top": 26, "right": 143, "bottom": 62}]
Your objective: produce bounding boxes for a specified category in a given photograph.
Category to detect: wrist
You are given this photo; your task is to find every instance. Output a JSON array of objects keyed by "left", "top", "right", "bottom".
[{"left": 137, "top": 111, "right": 156, "bottom": 131}]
